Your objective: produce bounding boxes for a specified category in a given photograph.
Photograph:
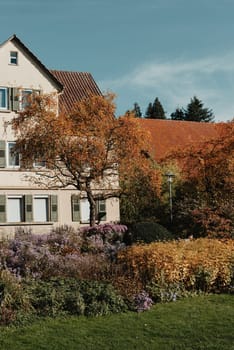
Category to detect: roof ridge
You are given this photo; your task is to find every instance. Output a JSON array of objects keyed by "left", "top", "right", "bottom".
[{"left": 50, "top": 69, "right": 91, "bottom": 75}]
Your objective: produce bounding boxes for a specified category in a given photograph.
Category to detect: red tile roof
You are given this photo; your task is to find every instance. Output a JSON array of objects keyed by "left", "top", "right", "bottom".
[
  {"left": 138, "top": 119, "right": 218, "bottom": 160},
  {"left": 50, "top": 70, "right": 102, "bottom": 112}
]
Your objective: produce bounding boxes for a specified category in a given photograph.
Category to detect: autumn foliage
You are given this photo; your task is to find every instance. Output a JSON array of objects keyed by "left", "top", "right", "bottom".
[
  {"left": 165, "top": 121, "right": 234, "bottom": 237},
  {"left": 10, "top": 93, "right": 161, "bottom": 226},
  {"left": 118, "top": 238, "right": 234, "bottom": 293}
]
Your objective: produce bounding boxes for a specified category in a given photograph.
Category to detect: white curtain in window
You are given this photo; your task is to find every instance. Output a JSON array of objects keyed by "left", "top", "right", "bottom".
[
  {"left": 80, "top": 198, "right": 90, "bottom": 222},
  {"left": 7, "top": 198, "right": 21, "bottom": 222},
  {"left": 34, "top": 197, "right": 48, "bottom": 222}
]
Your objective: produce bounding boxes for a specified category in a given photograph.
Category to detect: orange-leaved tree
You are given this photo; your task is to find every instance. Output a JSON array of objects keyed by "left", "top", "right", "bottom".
[
  {"left": 10, "top": 93, "right": 161, "bottom": 226},
  {"left": 166, "top": 121, "right": 234, "bottom": 237}
]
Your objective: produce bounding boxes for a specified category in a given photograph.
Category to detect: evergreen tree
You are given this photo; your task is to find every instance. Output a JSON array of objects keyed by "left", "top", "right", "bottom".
[
  {"left": 145, "top": 102, "right": 153, "bottom": 118},
  {"left": 170, "top": 108, "right": 185, "bottom": 121},
  {"left": 133, "top": 102, "right": 142, "bottom": 118},
  {"left": 184, "top": 96, "right": 214, "bottom": 122},
  {"left": 145, "top": 97, "right": 166, "bottom": 119}
]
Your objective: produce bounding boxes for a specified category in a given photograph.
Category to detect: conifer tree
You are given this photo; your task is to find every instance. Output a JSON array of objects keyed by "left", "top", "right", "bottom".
[
  {"left": 184, "top": 96, "right": 214, "bottom": 122},
  {"left": 145, "top": 98, "right": 166, "bottom": 119},
  {"left": 145, "top": 102, "right": 153, "bottom": 118},
  {"left": 170, "top": 108, "right": 185, "bottom": 121},
  {"left": 133, "top": 102, "right": 142, "bottom": 118}
]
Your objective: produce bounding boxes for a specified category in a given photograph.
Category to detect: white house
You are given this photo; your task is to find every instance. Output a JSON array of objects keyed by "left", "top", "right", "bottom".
[{"left": 0, "top": 34, "right": 119, "bottom": 238}]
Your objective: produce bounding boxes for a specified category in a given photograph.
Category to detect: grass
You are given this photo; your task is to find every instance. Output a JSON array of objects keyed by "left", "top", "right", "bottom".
[{"left": 0, "top": 294, "right": 233, "bottom": 350}]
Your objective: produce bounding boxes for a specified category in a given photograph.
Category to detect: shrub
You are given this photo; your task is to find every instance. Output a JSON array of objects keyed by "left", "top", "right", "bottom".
[
  {"left": 0, "top": 225, "right": 123, "bottom": 281},
  {"left": 125, "top": 222, "right": 173, "bottom": 244},
  {"left": 0, "top": 269, "right": 31, "bottom": 324},
  {"left": 81, "top": 224, "right": 127, "bottom": 258},
  {"left": 117, "top": 238, "right": 234, "bottom": 293},
  {"left": 133, "top": 291, "right": 153, "bottom": 312},
  {"left": 25, "top": 278, "right": 127, "bottom": 317}
]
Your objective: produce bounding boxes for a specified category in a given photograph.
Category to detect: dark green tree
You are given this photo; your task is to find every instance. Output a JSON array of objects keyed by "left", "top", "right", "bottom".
[
  {"left": 145, "top": 102, "right": 153, "bottom": 118},
  {"left": 170, "top": 108, "right": 185, "bottom": 121},
  {"left": 184, "top": 96, "right": 214, "bottom": 122},
  {"left": 132, "top": 102, "right": 142, "bottom": 118},
  {"left": 145, "top": 98, "right": 166, "bottom": 119}
]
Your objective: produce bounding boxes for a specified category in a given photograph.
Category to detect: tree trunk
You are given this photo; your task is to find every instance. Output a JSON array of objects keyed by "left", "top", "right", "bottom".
[{"left": 86, "top": 181, "right": 96, "bottom": 227}]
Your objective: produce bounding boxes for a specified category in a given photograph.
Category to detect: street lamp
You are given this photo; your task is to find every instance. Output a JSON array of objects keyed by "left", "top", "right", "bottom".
[{"left": 165, "top": 172, "right": 175, "bottom": 223}]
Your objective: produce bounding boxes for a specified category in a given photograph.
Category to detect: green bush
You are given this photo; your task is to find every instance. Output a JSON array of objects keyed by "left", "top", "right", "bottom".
[
  {"left": 79, "top": 280, "right": 128, "bottom": 316},
  {"left": 0, "top": 270, "right": 31, "bottom": 324},
  {"left": 125, "top": 222, "right": 173, "bottom": 244},
  {"left": 24, "top": 278, "right": 127, "bottom": 318}
]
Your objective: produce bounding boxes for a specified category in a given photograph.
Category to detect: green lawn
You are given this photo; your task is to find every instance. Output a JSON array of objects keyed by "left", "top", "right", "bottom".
[{"left": 0, "top": 294, "right": 233, "bottom": 350}]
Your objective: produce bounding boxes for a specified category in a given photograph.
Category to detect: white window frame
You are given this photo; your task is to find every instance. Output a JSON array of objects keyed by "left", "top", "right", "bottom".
[
  {"left": 0, "top": 87, "right": 8, "bottom": 110},
  {"left": 33, "top": 195, "right": 49, "bottom": 222},
  {"left": 20, "top": 89, "right": 33, "bottom": 110},
  {"left": 10, "top": 51, "right": 18, "bottom": 65},
  {"left": 7, "top": 195, "right": 23, "bottom": 223},
  {"left": 7, "top": 142, "right": 20, "bottom": 168}
]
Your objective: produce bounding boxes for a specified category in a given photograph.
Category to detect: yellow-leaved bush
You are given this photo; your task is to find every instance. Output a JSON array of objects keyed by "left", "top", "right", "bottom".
[{"left": 117, "top": 238, "right": 234, "bottom": 292}]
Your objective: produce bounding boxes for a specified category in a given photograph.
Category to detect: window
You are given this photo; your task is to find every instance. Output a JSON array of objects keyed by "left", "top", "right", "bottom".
[
  {"left": 34, "top": 160, "right": 46, "bottom": 168},
  {"left": 7, "top": 142, "right": 20, "bottom": 167},
  {"left": 96, "top": 199, "right": 106, "bottom": 221},
  {"left": 72, "top": 196, "right": 106, "bottom": 223},
  {"left": 0, "top": 87, "right": 8, "bottom": 110},
  {"left": 80, "top": 198, "right": 90, "bottom": 223},
  {"left": 0, "top": 194, "right": 58, "bottom": 223},
  {"left": 7, "top": 196, "right": 23, "bottom": 222},
  {"left": 33, "top": 196, "right": 49, "bottom": 222},
  {"left": 10, "top": 51, "right": 18, "bottom": 65},
  {"left": 20, "top": 89, "right": 32, "bottom": 110}
]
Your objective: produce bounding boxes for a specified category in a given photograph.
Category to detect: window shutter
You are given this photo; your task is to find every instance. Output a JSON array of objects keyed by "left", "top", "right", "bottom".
[
  {"left": 0, "top": 141, "right": 6, "bottom": 168},
  {"left": 49, "top": 195, "right": 58, "bottom": 222},
  {"left": 24, "top": 195, "right": 33, "bottom": 222},
  {"left": 33, "top": 89, "right": 41, "bottom": 95},
  {"left": 71, "top": 195, "right": 80, "bottom": 222},
  {"left": 96, "top": 199, "right": 106, "bottom": 221},
  {"left": 0, "top": 195, "right": 6, "bottom": 223},
  {"left": 12, "top": 88, "right": 19, "bottom": 111},
  {"left": 7, "top": 88, "right": 10, "bottom": 110}
]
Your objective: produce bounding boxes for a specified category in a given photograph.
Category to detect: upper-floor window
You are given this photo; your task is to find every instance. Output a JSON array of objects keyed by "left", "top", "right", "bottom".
[
  {"left": 0, "top": 87, "right": 8, "bottom": 110},
  {"left": 7, "top": 142, "right": 20, "bottom": 167},
  {"left": 10, "top": 51, "right": 18, "bottom": 65},
  {"left": 0, "top": 88, "right": 41, "bottom": 112},
  {"left": 20, "top": 89, "right": 33, "bottom": 110}
]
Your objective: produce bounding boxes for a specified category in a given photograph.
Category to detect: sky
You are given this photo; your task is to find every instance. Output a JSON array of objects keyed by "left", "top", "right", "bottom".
[{"left": 1, "top": 0, "right": 234, "bottom": 121}]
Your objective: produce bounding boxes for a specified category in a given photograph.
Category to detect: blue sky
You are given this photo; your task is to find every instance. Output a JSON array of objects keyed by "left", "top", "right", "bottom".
[{"left": 1, "top": 0, "right": 234, "bottom": 121}]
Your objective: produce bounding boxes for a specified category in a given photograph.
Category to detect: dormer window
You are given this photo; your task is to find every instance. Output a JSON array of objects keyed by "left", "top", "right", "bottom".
[{"left": 10, "top": 51, "right": 18, "bottom": 65}]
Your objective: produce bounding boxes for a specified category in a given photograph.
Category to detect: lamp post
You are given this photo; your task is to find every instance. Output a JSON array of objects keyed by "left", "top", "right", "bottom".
[{"left": 165, "top": 172, "right": 175, "bottom": 223}]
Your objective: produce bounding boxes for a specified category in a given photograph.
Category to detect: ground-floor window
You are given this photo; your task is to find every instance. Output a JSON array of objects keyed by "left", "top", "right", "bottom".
[
  {"left": 80, "top": 198, "right": 90, "bottom": 223},
  {"left": 71, "top": 196, "right": 106, "bottom": 223},
  {"left": 33, "top": 196, "right": 48, "bottom": 222},
  {"left": 0, "top": 194, "right": 58, "bottom": 223},
  {"left": 7, "top": 196, "right": 23, "bottom": 222}
]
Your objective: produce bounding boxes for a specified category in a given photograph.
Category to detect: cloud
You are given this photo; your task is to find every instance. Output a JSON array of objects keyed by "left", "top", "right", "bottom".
[{"left": 99, "top": 53, "right": 234, "bottom": 121}]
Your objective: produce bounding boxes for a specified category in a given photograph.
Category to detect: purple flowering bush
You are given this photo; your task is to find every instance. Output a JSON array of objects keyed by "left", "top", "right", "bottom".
[
  {"left": 81, "top": 223, "right": 127, "bottom": 257},
  {"left": 0, "top": 224, "right": 130, "bottom": 324},
  {"left": 134, "top": 291, "right": 153, "bottom": 312},
  {"left": 0, "top": 224, "right": 128, "bottom": 280}
]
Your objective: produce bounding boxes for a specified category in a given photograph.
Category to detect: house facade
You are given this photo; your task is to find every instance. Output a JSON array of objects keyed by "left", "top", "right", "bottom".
[{"left": 0, "top": 35, "right": 119, "bottom": 238}]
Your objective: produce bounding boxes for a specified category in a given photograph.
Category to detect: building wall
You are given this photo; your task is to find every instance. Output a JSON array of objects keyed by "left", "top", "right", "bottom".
[{"left": 0, "top": 39, "right": 120, "bottom": 238}]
